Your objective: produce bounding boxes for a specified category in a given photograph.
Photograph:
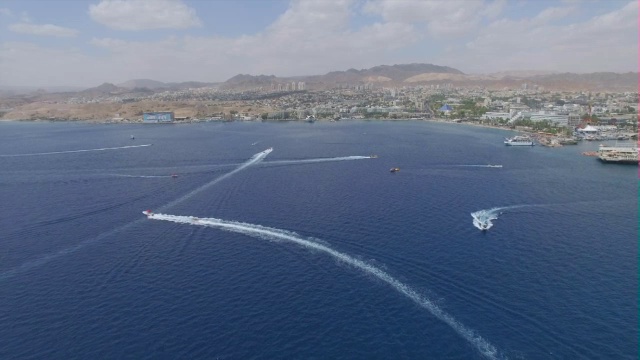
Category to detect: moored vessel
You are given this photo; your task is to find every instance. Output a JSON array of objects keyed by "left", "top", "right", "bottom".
[
  {"left": 504, "top": 136, "right": 534, "bottom": 146},
  {"left": 597, "top": 145, "right": 638, "bottom": 164}
]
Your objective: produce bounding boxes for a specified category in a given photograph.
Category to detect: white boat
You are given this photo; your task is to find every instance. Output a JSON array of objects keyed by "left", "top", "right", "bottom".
[
  {"left": 597, "top": 145, "right": 638, "bottom": 164},
  {"left": 504, "top": 136, "right": 534, "bottom": 146},
  {"left": 472, "top": 216, "right": 491, "bottom": 231}
]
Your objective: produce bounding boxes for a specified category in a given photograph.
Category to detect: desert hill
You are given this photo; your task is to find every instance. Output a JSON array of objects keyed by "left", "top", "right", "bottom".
[{"left": 218, "top": 63, "right": 636, "bottom": 91}]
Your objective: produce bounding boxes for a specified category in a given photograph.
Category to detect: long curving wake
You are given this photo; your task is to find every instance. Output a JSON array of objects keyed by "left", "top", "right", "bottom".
[
  {"left": 145, "top": 212, "right": 504, "bottom": 360},
  {"left": 0, "top": 144, "right": 153, "bottom": 157}
]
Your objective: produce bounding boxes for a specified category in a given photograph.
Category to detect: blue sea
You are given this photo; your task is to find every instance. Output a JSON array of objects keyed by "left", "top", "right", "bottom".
[{"left": 0, "top": 121, "right": 636, "bottom": 359}]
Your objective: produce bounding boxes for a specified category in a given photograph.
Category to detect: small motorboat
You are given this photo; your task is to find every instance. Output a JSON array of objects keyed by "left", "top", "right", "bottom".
[
  {"left": 390, "top": 167, "right": 400, "bottom": 173},
  {"left": 370, "top": 155, "right": 378, "bottom": 158},
  {"left": 142, "top": 210, "right": 153, "bottom": 216},
  {"left": 171, "top": 174, "right": 179, "bottom": 178},
  {"left": 130, "top": 135, "right": 135, "bottom": 140}
]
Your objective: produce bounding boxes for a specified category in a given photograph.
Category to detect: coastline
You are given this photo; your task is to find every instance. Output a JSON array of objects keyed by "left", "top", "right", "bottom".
[
  {"left": 0, "top": 117, "right": 551, "bottom": 139},
  {"left": 0, "top": 117, "right": 631, "bottom": 143}
]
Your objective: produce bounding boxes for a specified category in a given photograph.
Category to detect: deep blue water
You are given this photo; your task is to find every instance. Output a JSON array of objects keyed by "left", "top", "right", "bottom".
[{"left": 0, "top": 121, "right": 636, "bottom": 359}]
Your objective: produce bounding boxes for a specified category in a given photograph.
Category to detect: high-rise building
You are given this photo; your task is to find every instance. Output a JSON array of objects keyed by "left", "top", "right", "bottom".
[{"left": 298, "top": 82, "right": 305, "bottom": 91}]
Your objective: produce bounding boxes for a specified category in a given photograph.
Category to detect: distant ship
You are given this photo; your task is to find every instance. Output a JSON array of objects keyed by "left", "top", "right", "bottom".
[
  {"left": 487, "top": 165, "right": 503, "bottom": 168},
  {"left": 390, "top": 167, "right": 400, "bottom": 173},
  {"left": 598, "top": 145, "right": 638, "bottom": 164},
  {"left": 504, "top": 136, "right": 534, "bottom": 146}
]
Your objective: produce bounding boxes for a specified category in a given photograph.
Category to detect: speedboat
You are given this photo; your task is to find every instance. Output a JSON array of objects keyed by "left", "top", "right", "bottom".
[
  {"left": 370, "top": 155, "right": 378, "bottom": 158},
  {"left": 171, "top": 174, "right": 179, "bottom": 178},
  {"left": 142, "top": 210, "right": 153, "bottom": 216},
  {"left": 390, "top": 167, "right": 400, "bottom": 173}
]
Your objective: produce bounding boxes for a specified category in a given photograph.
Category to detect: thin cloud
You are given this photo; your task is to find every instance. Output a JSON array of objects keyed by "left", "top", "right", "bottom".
[
  {"left": 0, "top": 0, "right": 636, "bottom": 87},
  {"left": 0, "top": 8, "right": 13, "bottom": 16},
  {"left": 89, "top": 0, "right": 202, "bottom": 30},
  {"left": 85, "top": 0, "right": 417, "bottom": 81},
  {"left": 532, "top": 6, "right": 576, "bottom": 24},
  {"left": 9, "top": 23, "right": 79, "bottom": 37},
  {"left": 19, "top": 11, "right": 31, "bottom": 22},
  {"left": 363, "top": 0, "right": 505, "bottom": 37},
  {"left": 439, "top": 1, "right": 637, "bottom": 73}
]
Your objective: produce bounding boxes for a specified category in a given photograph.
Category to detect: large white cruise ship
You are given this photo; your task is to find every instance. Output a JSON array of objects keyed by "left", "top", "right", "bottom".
[
  {"left": 598, "top": 145, "right": 638, "bottom": 164},
  {"left": 504, "top": 135, "right": 534, "bottom": 146}
]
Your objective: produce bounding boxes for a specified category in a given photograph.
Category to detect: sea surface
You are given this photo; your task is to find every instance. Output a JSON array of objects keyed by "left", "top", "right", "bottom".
[{"left": 0, "top": 121, "right": 636, "bottom": 359}]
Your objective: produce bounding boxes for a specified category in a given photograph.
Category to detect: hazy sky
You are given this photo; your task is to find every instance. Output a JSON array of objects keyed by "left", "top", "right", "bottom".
[{"left": 0, "top": 0, "right": 636, "bottom": 87}]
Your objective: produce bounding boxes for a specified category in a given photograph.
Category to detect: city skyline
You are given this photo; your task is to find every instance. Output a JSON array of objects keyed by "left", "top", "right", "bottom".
[{"left": 0, "top": 0, "right": 637, "bottom": 87}]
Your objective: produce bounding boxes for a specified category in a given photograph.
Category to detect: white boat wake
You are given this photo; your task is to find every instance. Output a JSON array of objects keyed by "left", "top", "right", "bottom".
[
  {"left": 453, "top": 165, "right": 503, "bottom": 168},
  {"left": 264, "top": 155, "right": 373, "bottom": 166},
  {"left": 159, "top": 148, "right": 272, "bottom": 211},
  {"left": 471, "top": 205, "right": 527, "bottom": 231},
  {"left": 144, "top": 211, "right": 503, "bottom": 360},
  {"left": 117, "top": 155, "right": 373, "bottom": 174},
  {"left": 0, "top": 148, "right": 272, "bottom": 282},
  {"left": 108, "top": 174, "right": 175, "bottom": 178},
  {"left": 0, "top": 144, "right": 153, "bottom": 157}
]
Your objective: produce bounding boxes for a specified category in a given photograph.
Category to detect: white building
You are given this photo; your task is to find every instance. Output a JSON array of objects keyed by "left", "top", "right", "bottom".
[
  {"left": 576, "top": 125, "right": 598, "bottom": 134},
  {"left": 482, "top": 112, "right": 511, "bottom": 120},
  {"left": 529, "top": 111, "right": 569, "bottom": 126}
]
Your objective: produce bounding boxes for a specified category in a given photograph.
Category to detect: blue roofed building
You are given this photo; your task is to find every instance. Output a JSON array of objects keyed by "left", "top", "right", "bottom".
[{"left": 439, "top": 104, "right": 453, "bottom": 116}]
